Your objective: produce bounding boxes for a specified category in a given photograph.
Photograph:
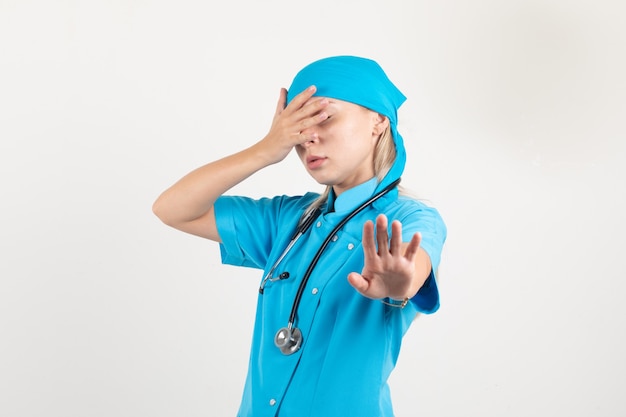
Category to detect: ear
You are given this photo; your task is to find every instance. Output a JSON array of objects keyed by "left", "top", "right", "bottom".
[{"left": 372, "top": 113, "right": 390, "bottom": 136}]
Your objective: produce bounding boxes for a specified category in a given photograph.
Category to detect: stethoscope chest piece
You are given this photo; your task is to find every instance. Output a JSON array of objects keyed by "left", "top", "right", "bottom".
[{"left": 274, "top": 326, "right": 302, "bottom": 355}]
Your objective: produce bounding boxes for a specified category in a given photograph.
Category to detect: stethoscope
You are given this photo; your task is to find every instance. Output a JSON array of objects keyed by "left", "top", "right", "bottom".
[{"left": 259, "top": 178, "right": 401, "bottom": 355}]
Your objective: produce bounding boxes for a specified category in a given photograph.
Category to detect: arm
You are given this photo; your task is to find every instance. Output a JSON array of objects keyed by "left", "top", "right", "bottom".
[
  {"left": 152, "top": 86, "right": 329, "bottom": 241},
  {"left": 347, "top": 214, "right": 432, "bottom": 301}
]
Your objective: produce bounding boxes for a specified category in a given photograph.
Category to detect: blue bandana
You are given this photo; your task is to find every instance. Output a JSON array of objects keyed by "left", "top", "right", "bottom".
[{"left": 286, "top": 55, "right": 407, "bottom": 193}]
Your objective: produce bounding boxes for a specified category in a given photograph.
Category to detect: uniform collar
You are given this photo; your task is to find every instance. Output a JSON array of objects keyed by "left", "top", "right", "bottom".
[{"left": 325, "top": 177, "right": 379, "bottom": 215}]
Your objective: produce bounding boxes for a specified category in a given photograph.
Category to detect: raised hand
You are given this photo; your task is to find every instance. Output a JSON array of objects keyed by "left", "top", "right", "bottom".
[
  {"left": 153, "top": 86, "right": 328, "bottom": 240},
  {"left": 258, "top": 85, "right": 329, "bottom": 165},
  {"left": 347, "top": 214, "right": 424, "bottom": 301}
]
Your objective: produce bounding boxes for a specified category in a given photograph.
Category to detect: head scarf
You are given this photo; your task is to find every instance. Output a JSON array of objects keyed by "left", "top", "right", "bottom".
[{"left": 286, "top": 55, "right": 407, "bottom": 194}]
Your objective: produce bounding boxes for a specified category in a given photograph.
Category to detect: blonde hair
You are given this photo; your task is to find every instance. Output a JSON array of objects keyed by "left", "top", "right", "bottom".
[{"left": 300, "top": 120, "right": 398, "bottom": 222}]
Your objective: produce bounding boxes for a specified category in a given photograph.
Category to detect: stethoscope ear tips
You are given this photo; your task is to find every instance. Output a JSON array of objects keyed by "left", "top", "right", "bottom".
[{"left": 274, "top": 327, "right": 303, "bottom": 355}]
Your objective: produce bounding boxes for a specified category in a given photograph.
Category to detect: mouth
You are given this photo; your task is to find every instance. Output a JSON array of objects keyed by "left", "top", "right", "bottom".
[{"left": 306, "top": 155, "right": 327, "bottom": 170}]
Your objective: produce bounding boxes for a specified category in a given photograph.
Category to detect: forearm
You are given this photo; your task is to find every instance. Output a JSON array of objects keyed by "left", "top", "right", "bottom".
[
  {"left": 403, "top": 246, "right": 432, "bottom": 299},
  {"left": 152, "top": 86, "right": 326, "bottom": 237},
  {"left": 152, "top": 142, "right": 274, "bottom": 227}
]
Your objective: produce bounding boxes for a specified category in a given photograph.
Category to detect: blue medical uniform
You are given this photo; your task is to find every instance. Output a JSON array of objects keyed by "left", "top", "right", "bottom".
[{"left": 214, "top": 177, "right": 447, "bottom": 417}]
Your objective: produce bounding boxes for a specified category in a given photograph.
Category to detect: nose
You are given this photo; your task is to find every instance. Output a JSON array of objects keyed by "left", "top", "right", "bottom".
[{"left": 300, "top": 127, "right": 319, "bottom": 147}]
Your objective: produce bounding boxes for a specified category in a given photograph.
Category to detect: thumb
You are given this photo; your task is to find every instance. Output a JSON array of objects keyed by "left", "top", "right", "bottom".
[
  {"left": 274, "top": 88, "right": 287, "bottom": 116},
  {"left": 347, "top": 272, "right": 370, "bottom": 295}
]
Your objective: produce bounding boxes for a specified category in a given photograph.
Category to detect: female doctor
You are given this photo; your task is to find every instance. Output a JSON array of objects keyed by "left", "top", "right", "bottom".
[{"left": 153, "top": 55, "right": 447, "bottom": 417}]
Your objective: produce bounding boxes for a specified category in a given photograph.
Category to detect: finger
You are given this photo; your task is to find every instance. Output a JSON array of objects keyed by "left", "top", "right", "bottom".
[
  {"left": 274, "top": 88, "right": 288, "bottom": 116},
  {"left": 375, "top": 214, "right": 389, "bottom": 255},
  {"left": 293, "top": 98, "right": 328, "bottom": 133},
  {"left": 389, "top": 220, "right": 403, "bottom": 255},
  {"left": 284, "top": 85, "right": 317, "bottom": 114},
  {"left": 347, "top": 272, "right": 370, "bottom": 295},
  {"left": 403, "top": 232, "right": 422, "bottom": 260},
  {"left": 361, "top": 220, "right": 377, "bottom": 259},
  {"left": 300, "top": 97, "right": 329, "bottom": 117}
]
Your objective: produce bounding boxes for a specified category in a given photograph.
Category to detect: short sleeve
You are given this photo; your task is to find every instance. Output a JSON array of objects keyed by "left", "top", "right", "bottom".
[
  {"left": 213, "top": 193, "right": 319, "bottom": 270},
  {"left": 397, "top": 201, "right": 447, "bottom": 313}
]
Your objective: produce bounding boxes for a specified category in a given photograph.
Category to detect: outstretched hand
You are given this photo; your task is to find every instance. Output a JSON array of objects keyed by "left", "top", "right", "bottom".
[{"left": 348, "top": 214, "right": 423, "bottom": 301}]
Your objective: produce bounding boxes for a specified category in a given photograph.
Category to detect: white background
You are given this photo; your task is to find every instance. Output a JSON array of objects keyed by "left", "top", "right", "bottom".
[{"left": 1, "top": 1, "right": 625, "bottom": 416}]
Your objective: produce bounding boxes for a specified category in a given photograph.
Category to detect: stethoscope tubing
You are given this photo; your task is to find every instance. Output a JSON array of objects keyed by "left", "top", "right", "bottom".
[{"left": 259, "top": 194, "right": 325, "bottom": 294}]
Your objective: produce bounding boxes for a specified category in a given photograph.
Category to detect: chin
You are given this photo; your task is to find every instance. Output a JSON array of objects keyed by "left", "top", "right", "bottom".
[{"left": 308, "top": 174, "right": 335, "bottom": 188}]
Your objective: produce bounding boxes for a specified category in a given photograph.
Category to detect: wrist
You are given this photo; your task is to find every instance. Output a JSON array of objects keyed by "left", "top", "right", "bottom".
[
  {"left": 253, "top": 135, "right": 292, "bottom": 166},
  {"left": 380, "top": 297, "right": 409, "bottom": 308}
]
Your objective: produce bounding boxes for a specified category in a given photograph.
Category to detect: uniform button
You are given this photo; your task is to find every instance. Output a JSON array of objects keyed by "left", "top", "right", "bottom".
[
  {"left": 331, "top": 235, "right": 338, "bottom": 242},
  {"left": 316, "top": 221, "right": 322, "bottom": 228},
  {"left": 312, "top": 288, "right": 319, "bottom": 295},
  {"left": 347, "top": 243, "right": 355, "bottom": 250},
  {"left": 269, "top": 399, "right": 276, "bottom": 406}
]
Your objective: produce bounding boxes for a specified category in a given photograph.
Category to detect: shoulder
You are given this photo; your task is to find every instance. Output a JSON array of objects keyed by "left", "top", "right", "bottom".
[
  {"left": 385, "top": 195, "right": 444, "bottom": 220},
  {"left": 260, "top": 192, "right": 322, "bottom": 217},
  {"left": 216, "top": 192, "right": 321, "bottom": 217},
  {"left": 276, "top": 192, "right": 321, "bottom": 211},
  {"left": 379, "top": 195, "right": 447, "bottom": 240}
]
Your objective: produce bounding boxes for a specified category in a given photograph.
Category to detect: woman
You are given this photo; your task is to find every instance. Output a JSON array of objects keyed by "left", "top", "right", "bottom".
[{"left": 153, "top": 55, "right": 447, "bottom": 416}]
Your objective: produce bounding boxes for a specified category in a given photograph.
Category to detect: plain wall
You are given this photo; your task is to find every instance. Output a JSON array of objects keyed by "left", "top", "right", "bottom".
[{"left": 1, "top": 0, "right": 624, "bottom": 416}]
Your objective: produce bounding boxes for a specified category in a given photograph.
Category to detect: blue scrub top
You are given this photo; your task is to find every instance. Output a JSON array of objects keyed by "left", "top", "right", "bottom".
[{"left": 214, "top": 178, "right": 446, "bottom": 417}]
